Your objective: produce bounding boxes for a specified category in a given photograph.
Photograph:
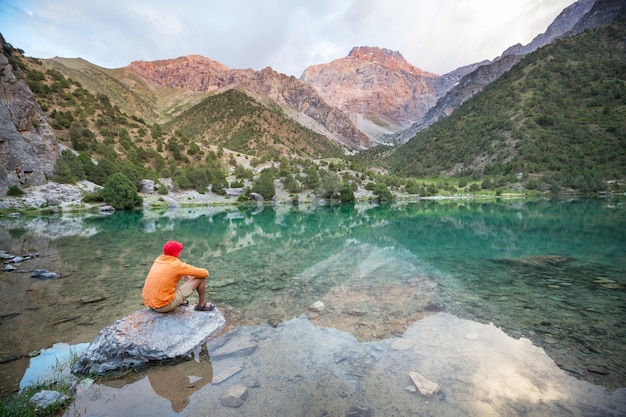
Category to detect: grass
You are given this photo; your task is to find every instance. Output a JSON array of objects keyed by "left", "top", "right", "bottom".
[{"left": 0, "top": 346, "right": 84, "bottom": 417}]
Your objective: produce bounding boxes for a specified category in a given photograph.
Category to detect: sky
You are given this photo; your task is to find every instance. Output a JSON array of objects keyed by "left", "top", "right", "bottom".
[{"left": 0, "top": 0, "right": 577, "bottom": 77}]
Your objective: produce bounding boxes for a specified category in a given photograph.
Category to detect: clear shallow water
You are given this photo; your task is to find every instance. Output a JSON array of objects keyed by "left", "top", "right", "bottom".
[{"left": 1, "top": 198, "right": 625, "bottom": 415}]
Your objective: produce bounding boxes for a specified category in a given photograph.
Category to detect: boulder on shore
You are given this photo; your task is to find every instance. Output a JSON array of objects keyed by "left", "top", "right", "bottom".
[{"left": 73, "top": 306, "right": 225, "bottom": 375}]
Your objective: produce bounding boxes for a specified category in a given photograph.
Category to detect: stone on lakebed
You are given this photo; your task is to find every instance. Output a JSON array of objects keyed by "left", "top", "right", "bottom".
[{"left": 73, "top": 306, "right": 225, "bottom": 375}]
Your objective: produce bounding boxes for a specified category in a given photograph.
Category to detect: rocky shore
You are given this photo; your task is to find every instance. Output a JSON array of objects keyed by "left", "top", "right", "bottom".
[{"left": 0, "top": 179, "right": 390, "bottom": 213}]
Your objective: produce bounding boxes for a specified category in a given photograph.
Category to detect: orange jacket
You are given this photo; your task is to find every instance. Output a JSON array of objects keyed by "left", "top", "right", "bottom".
[{"left": 142, "top": 255, "right": 209, "bottom": 309}]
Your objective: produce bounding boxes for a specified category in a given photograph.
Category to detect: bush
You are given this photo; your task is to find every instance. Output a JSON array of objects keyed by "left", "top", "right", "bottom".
[
  {"left": 373, "top": 183, "right": 394, "bottom": 202},
  {"left": 339, "top": 182, "right": 355, "bottom": 203},
  {"left": 251, "top": 170, "right": 276, "bottom": 199},
  {"left": 7, "top": 185, "right": 24, "bottom": 196},
  {"left": 82, "top": 191, "right": 103, "bottom": 203},
  {"left": 101, "top": 173, "right": 143, "bottom": 210}
]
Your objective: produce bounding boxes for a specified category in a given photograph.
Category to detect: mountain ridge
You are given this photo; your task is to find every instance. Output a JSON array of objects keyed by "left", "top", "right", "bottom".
[
  {"left": 2, "top": 0, "right": 624, "bottom": 197},
  {"left": 125, "top": 56, "right": 370, "bottom": 149},
  {"left": 300, "top": 46, "right": 443, "bottom": 141},
  {"left": 387, "top": 0, "right": 622, "bottom": 143}
]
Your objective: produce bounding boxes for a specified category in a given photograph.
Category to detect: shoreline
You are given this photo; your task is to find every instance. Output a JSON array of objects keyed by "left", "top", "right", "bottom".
[{"left": 0, "top": 180, "right": 540, "bottom": 216}]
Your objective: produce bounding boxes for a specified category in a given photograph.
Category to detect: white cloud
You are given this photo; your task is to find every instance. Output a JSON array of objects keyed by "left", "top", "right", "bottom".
[{"left": 0, "top": 0, "right": 577, "bottom": 76}]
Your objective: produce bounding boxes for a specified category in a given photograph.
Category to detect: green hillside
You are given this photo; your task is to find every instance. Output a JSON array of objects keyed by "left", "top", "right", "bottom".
[
  {"left": 166, "top": 88, "right": 344, "bottom": 161},
  {"left": 11, "top": 52, "right": 353, "bottom": 201},
  {"left": 386, "top": 18, "right": 626, "bottom": 193},
  {"left": 42, "top": 58, "right": 209, "bottom": 123},
  {"left": 5, "top": 14, "right": 626, "bottom": 201}
]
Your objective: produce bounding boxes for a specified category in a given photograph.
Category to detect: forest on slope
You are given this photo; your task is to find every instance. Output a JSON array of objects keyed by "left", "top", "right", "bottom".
[{"left": 383, "top": 17, "right": 626, "bottom": 193}]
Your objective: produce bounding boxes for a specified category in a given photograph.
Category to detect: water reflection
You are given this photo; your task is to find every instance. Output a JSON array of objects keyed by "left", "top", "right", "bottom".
[
  {"left": 65, "top": 314, "right": 626, "bottom": 417},
  {"left": 146, "top": 353, "right": 213, "bottom": 413},
  {"left": 1, "top": 198, "right": 625, "bottom": 400}
]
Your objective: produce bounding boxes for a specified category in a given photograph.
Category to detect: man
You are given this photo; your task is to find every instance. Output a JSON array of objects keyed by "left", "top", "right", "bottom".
[{"left": 142, "top": 240, "right": 215, "bottom": 312}]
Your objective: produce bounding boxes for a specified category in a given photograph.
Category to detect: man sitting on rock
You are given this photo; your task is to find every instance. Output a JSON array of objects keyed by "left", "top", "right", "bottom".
[{"left": 142, "top": 240, "right": 215, "bottom": 312}]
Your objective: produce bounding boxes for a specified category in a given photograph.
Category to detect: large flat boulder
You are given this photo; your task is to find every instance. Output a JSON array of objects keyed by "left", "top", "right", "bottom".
[{"left": 73, "top": 307, "right": 225, "bottom": 375}]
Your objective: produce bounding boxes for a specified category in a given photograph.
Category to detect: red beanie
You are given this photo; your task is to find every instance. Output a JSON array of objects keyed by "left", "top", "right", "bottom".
[{"left": 163, "top": 241, "right": 183, "bottom": 257}]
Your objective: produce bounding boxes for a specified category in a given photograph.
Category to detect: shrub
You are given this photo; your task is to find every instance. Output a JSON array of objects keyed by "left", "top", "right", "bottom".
[
  {"left": 82, "top": 191, "right": 103, "bottom": 203},
  {"left": 339, "top": 182, "right": 355, "bottom": 203},
  {"left": 101, "top": 173, "right": 143, "bottom": 210},
  {"left": 7, "top": 185, "right": 24, "bottom": 196},
  {"left": 284, "top": 174, "right": 302, "bottom": 193},
  {"left": 373, "top": 183, "right": 394, "bottom": 202},
  {"left": 251, "top": 170, "right": 275, "bottom": 199}
]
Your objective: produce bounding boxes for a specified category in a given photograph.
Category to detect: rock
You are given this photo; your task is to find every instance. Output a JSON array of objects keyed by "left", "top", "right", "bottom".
[
  {"left": 3, "top": 264, "right": 16, "bottom": 272},
  {"left": 211, "top": 337, "right": 258, "bottom": 359},
  {"left": 409, "top": 371, "right": 440, "bottom": 396},
  {"left": 161, "top": 197, "right": 179, "bottom": 208},
  {"left": 494, "top": 255, "right": 573, "bottom": 268},
  {"left": 73, "top": 307, "right": 226, "bottom": 375},
  {"left": 212, "top": 366, "right": 242, "bottom": 384},
  {"left": 220, "top": 384, "right": 248, "bottom": 408},
  {"left": 225, "top": 188, "right": 245, "bottom": 197},
  {"left": 99, "top": 205, "right": 115, "bottom": 212},
  {"left": 391, "top": 339, "right": 414, "bottom": 351},
  {"left": 346, "top": 405, "right": 372, "bottom": 417},
  {"left": 140, "top": 179, "right": 155, "bottom": 194},
  {"left": 80, "top": 295, "right": 107, "bottom": 304},
  {"left": 0, "top": 34, "right": 61, "bottom": 196},
  {"left": 249, "top": 192, "right": 264, "bottom": 203},
  {"left": 309, "top": 300, "right": 325, "bottom": 312},
  {"left": 31, "top": 269, "right": 60, "bottom": 279},
  {"left": 29, "top": 390, "right": 68, "bottom": 409}
]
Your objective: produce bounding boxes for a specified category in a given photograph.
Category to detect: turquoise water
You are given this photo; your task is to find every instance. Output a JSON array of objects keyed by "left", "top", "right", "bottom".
[{"left": 1, "top": 198, "right": 625, "bottom": 404}]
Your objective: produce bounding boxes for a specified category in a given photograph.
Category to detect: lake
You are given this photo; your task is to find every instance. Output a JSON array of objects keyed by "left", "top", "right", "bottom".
[{"left": 1, "top": 198, "right": 625, "bottom": 416}]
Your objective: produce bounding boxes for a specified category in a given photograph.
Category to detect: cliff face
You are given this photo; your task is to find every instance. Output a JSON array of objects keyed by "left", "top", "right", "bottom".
[
  {"left": 127, "top": 56, "right": 370, "bottom": 149},
  {"left": 300, "top": 47, "right": 441, "bottom": 140},
  {"left": 0, "top": 34, "right": 60, "bottom": 195}
]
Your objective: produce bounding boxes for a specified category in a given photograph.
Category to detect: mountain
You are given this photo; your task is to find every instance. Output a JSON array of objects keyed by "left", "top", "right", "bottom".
[
  {"left": 384, "top": 14, "right": 626, "bottom": 192},
  {"left": 2, "top": 0, "right": 623, "bottom": 197},
  {"left": 126, "top": 56, "right": 370, "bottom": 149},
  {"left": 0, "top": 34, "right": 60, "bottom": 195},
  {"left": 388, "top": 0, "right": 622, "bottom": 143},
  {"left": 300, "top": 46, "right": 442, "bottom": 141},
  {"left": 165, "top": 88, "right": 344, "bottom": 160}
]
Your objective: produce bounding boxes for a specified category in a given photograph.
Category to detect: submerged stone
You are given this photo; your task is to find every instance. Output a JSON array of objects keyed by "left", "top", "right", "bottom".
[
  {"left": 220, "top": 384, "right": 248, "bottom": 408},
  {"left": 73, "top": 307, "right": 225, "bottom": 375},
  {"left": 409, "top": 371, "right": 440, "bottom": 396}
]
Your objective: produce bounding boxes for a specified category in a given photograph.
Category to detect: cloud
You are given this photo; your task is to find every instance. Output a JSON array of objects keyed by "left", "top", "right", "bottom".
[{"left": 0, "top": 0, "right": 576, "bottom": 76}]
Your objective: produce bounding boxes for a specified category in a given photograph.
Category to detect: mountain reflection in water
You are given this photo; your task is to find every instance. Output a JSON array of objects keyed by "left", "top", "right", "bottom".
[{"left": 0, "top": 198, "right": 624, "bottom": 415}]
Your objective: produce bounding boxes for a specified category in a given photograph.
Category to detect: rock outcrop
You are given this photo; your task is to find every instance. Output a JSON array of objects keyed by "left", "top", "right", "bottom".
[
  {"left": 127, "top": 56, "right": 369, "bottom": 149},
  {"left": 301, "top": 47, "right": 442, "bottom": 141},
  {"left": 0, "top": 33, "right": 60, "bottom": 195},
  {"left": 73, "top": 306, "right": 226, "bottom": 375}
]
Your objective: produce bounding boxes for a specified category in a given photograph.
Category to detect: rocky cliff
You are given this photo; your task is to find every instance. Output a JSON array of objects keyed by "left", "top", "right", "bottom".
[
  {"left": 0, "top": 34, "right": 60, "bottom": 195},
  {"left": 300, "top": 47, "right": 442, "bottom": 141},
  {"left": 127, "top": 56, "right": 370, "bottom": 149}
]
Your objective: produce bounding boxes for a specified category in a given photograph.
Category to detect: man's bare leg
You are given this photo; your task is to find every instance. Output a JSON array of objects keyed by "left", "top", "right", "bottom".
[{"left": 186, "top": 277, "right": 208, "bottom": 307}]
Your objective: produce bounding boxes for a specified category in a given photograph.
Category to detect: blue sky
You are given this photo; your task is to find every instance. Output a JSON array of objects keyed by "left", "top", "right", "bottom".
[{"left": 0, "top": 0, "right": 576, "bottom": 76}]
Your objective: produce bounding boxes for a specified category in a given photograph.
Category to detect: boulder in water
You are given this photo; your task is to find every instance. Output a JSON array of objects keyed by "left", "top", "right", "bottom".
[{"left": 73, "top": 307, "right": 225, "bottom": 375}]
